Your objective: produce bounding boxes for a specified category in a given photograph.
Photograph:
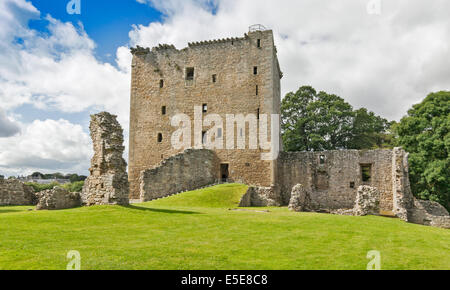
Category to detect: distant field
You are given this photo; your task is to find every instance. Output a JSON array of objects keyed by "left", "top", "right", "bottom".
[{"left": 0, "top": 184, "right": 449, "bottom": 270}]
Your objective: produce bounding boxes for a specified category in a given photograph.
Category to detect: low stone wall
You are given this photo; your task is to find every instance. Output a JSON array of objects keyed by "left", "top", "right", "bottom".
[
  {"left": 140, "top": 149, "right": 219, "bottom": 202},
  {"left": 0, "top": 179, "right": 36, "bottom": 206},
  {"left": 36, "top": 187, "right": 81, "bottom": 210},
  {"left": 239, "top": 186, "right": 280, "bottom": 207},
  {"left": 408, "top": 199, "right": 450, "bottom": 229}
]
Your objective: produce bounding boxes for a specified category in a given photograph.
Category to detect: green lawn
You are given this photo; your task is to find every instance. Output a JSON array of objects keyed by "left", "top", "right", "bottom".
[{"left": 0, "top": 184, "right": 449, "bottom": 270}]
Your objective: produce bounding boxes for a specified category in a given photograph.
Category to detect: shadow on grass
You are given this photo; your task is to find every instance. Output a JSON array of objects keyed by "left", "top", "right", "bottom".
[
  {"left": 0, "top": 207, "right": 33, "bottom": 214},
  {"left": 121, "top": 205, "right": 201, "bottom": 215}
]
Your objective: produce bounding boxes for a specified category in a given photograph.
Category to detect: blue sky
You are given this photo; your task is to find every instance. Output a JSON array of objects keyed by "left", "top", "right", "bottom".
[
  {"left": 29, "top": 0, "right": 162, "bottom": 62},
  {"left": 0, "top": 0, "right": 449, "bottom": 177}
]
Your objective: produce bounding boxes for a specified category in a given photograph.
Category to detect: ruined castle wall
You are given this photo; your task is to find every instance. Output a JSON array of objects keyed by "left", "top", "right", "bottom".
[
  {"left": 0, "top": 179, "right": 36, "bottom": 206},
  {"left": 140, "top": 149, "right": 219, "bottom": 202},
  {"left": 278, "top": 150, "right": 395, "bottom": 212},
  {"left": 129, "top": 30, "right": 282, "bottom": 198},
  {"left": 82, "top": 112, "right": 129, "bottom": 206}
]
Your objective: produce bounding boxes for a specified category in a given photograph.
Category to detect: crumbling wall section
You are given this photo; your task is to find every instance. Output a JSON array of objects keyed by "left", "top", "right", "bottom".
[
  {"left": 278, "top": 149, "right": 394, "bottom": 212},
  {"left": 0, "top": 179, "right": 36, "bottom": 206},
  {"left": 140, "top": 149, "right": 219, "bottom": 202},
  {"left": 82, "top": 112, "right": 129, "bottom": 206},
  {"left": 36, "top": 187, "right": 81, "bottom": 210},
  {"left": 239, "top": 186, "right": 280, "bottom": 207}
]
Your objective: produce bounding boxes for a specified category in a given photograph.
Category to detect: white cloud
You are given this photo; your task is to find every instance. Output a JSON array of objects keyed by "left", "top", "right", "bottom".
[
  {"left": 0, "top": 1, "right": 131, "bottom": 126},
  {"left": 134, "top": 0, "right": 450, "bottom": 121},
  {"left": 0, "top": 119, "right": 91, "bottom": 176},
  {"left": 0, "top": 0, "right": 131, "bottom": 176},
  {"left": 0, "top": 109, "right": 20, "bottom": 137}
]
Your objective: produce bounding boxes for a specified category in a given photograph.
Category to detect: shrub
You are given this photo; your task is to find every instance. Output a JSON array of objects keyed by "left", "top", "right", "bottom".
[{"left": 26, "top": 181, "right": 84, "bottom": 193}]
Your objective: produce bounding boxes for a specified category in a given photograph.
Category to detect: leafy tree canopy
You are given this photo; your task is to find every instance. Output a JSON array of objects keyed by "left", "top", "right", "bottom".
[
  {"left": 394, "top": 91, "right": 449, "bottom": 209},
  {"left": 281, "top": 86, "right": 392, "bottom": 152}
]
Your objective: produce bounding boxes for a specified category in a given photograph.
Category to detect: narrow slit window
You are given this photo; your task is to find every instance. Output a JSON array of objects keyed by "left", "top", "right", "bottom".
[
  {"left": 256, "top": 85, "right": 259, "bottom": 96},
  {"left": 202, "top": 131, "right": 207, "bottom": 144},
  {"left": 212, "top": 74, "right": 217, "bottom": 83},
  {"left": 162, "top": 106, "right": 166, "bottom": 115},
  {"left": 257, "top": 39, "right": 261, "bottom": 48},
  {"left": 257, "top": 108, "right": 260, "bottom": 120},
  {"left": 253, "top": 66, "right": 258, "bottom": 75},
  {"left": 159, "top": 79, "right": 164, "bottom": 88},
  {"left": 157, "top": 133, "right": 163, "bottom": 143},
  {"left": 361, "top": 164, "right": 372, "bottom": 182},
  {"left": 186, "top": 67, "right": 195, "bottom": 80}
]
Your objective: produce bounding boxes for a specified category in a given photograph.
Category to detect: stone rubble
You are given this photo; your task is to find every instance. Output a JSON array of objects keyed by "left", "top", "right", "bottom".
[
  {"left": 353, "top": 186, "right": 381, "bottom": 216},
  {"left": 288, "top": 184, "right": 312, "bottom": 212},
  {"left": 239, "top": 186, "right": 280, "bottom": 207},
  {"left": 36, "top": 187, "right": 81, "bottom": 210}
]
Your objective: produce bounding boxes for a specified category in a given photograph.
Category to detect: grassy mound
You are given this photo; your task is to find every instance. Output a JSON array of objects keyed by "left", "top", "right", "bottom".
[
  {"left": 149, "top": 183, "right": 248, "bottom": 208},
  {"left": 0, "top": 184, "right": 449, "bottom": 270}
]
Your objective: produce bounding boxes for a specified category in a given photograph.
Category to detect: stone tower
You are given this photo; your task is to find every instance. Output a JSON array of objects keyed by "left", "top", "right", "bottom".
[
  {"left": 128, "top": 28, "right": 282, "bottom": 198},
  {"left": 82, "top": 112, "right": 129, "bottom": 205}
]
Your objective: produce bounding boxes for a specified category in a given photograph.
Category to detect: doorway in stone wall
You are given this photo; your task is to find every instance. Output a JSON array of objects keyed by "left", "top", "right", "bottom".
[{"left": 220, "top": 164, "right": 229, "bottom": 182}]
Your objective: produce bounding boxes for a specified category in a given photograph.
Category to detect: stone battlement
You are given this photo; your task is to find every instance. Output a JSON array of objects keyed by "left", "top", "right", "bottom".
[{"left": 130, "top": 31, "right": 272, "bottom": 56}]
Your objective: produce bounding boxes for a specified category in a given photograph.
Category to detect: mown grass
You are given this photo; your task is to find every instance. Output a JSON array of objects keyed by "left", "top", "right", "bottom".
[{"left": 0, "top": 184, "right": 449, "bottom": 270}]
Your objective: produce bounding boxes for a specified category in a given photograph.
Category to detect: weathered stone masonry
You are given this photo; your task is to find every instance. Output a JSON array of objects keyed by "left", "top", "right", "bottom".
[
  {"left": 0, "top": 178, "right": 36, "bottom": 206},
  {"left": 129, "top": 29, "right": 282, "bottom": 198},
  {"left": 82, "top": 112, "right": 129, "bottom": 206},
  {"left": 277, "top": 149, "right": 400, "bottom": 213},
  {"left": 140, "top": 149, "right": 219, "bottom": 202}
]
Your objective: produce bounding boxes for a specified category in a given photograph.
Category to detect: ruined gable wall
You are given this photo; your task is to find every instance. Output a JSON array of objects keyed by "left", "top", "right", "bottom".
[
  {"left": 129, "top": 30, "right": 281, "bottom": 198},
  {"left": 278, "top": 150, "right": 394, "bottom": 212},
  {"left": 140, "top": 149, "right": 219, "bottom": 202}
]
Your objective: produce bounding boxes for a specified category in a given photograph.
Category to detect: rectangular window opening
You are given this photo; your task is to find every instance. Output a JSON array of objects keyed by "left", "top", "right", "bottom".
[
  {"left": 186, "top": 67, "right": 195, "bottom": 80},
  {"left": 202, "top": 104, "right": 208, "bottom": 113},
  {"left": 319, "top": 155, "right": 326, "bottom": 165},
  {"left": 159, "top": 79, "right": 164, "bottom": 88},
  {"left": 157, "top": 133, "right": 163, "bottom": 143},
  {"left": 257, "top": 39, "right": 261, "bottom": 48},
  {"left": 162, "top": 106, "right": 166, "bottom": 115},
  {"left": 212, "top": 74, "right": 217, "bottom": 83},
  {"left": 350, "top": 182, "right": 355, "bottom": 189},
  {"left": 253, "top": 66, "right": 258, "bottom": 75},
  {"left": 256, "top": 85, "right": 259, "bottom": 96},
  {"left": 361, "top": 164, "right": 372, "bottom": 183}
]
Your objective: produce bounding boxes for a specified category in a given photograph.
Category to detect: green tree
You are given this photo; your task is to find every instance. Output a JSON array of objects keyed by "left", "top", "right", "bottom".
[
  {"left": 394, "top": 91, "right": 449, "bottom": 209},
  {"left": 281, "top": 86, "right": 392, "bottom": 151},
  {"left": 348, "top": 108, "right": 392, "bottom": 149}
]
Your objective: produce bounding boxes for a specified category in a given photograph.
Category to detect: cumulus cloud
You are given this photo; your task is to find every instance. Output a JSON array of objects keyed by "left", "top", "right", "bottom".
[
  {"left": 0, "top": 109, "right": 20, "bottom": 137},
  {"left": 0, "top": 0, "right": 131, "bottom": 126},
  {"left": 134, "top": 0, "right": 450, "bottom": 120},
  {"left": 0, "top": 0, "right": 131, "bottom": 176},
  {"left": 0, "top": 119, "right": 91, "bottom": 176}
]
